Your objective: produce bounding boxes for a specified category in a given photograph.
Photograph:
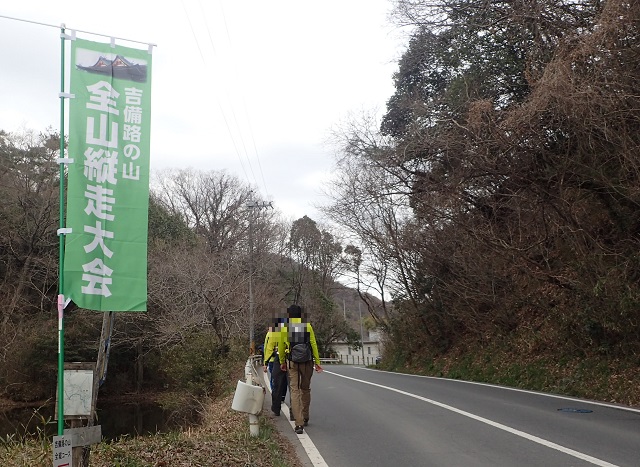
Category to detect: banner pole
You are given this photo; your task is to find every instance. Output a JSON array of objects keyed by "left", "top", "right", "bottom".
[{"left": 57, "top": 24, "right": 66, "bottom": 436}]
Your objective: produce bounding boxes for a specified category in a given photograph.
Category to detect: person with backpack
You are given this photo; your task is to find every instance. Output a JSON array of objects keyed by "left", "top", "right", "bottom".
[{"left": 279, "top": 304, "right": 322, "bottom": 434}]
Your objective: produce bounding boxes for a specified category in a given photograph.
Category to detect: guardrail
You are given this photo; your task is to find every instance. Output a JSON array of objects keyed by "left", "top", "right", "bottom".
[
  {"left": 319, "top": 358, "right": 340, "bottom": 364},
  {"left": 247, "top": 355, "right": 264, "bottom": 383},
  {"left": 335, "top": 355, "right": 380, "bottom": 366},
  {"left": 243, "top": 355, "right": 266, "bottom": 437}
]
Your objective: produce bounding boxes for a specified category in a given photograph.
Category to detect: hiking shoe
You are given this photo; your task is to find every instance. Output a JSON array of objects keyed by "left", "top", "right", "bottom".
[
  {"left": 271, "top": 408, "right": 280, "bottom": 416},
  {"left": 303, "top": 418, "right": 309, "bottom": 426},
  {"left": 294, "top": 425, "right": 304, "bottom": 434}
]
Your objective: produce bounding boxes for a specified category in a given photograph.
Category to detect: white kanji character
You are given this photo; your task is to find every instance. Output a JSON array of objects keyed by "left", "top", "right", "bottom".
[
  {"left": 124, "top": 106, "right": 143, "bottom": 124},
  {"left": 84, "top": 184, "right": 115, "bottom": 221},
  {"left": 81, "top": 258, "right": 113, "bottom": 297},
  {"left": 86, "top": 115, "right": 118, "bottom": 148},
  {"left": 123, "top": 124, "right": 141, "bottom": 143},
  {"left": 86, "top": 81, "right": 120, "bottom": 115},
  {"left": 83, "top": 148, "right": 118, "bottom": 184},
  {"left": 122, "top": 162, "right": 140, "bottom": 180},
  {"left": 84, "top": 220, "right": 114, "bottom": 258},
  {"left": 124, "top": 87, "right": 143, "bottom": 105}
]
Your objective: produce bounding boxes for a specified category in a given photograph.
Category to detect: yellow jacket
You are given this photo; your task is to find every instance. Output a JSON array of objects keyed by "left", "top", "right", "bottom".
[{"left": 264, "top": 329, "right": 280, "bottom": 364}]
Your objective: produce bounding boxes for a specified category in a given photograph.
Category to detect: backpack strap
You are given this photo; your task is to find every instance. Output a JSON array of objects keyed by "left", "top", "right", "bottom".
[{"left": 265, "top": 350, "right": 276, "bottom": 364}]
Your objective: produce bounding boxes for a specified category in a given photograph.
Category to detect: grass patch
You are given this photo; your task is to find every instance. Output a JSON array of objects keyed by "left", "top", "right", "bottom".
[
  {"left": 0, "top": 394, "right": 302, "bottom": 467},
  {"left": 382, "top": 338, "right": 640, "bottom": 406}
]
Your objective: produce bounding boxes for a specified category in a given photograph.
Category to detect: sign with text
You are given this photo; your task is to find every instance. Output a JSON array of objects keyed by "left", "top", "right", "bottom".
[
  {"left": 64, "top": 38, "right": 152, "bottom": 311},
  {"left": 53, "top": 435, "right": 72, "bottom": 467}
]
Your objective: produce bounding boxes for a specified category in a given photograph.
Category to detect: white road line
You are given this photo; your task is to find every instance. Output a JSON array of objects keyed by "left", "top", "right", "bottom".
[
  {"left": 325, "top": 370, "right": 619, "bottom": 467},
  {"left": 263, "top": 370, "right": 328, "bottom": 467},
  {"left": 357, "top": 366, "right": 640, "bottom": 414}
]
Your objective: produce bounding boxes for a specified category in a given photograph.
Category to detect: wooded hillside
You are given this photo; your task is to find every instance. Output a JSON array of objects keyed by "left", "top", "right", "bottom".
[{"left": 324, "top": 0, "right": 640, "bottom": 404}]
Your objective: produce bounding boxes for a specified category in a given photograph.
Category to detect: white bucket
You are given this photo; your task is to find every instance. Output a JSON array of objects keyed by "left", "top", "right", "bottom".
[{"left": 231, "top": 380, "right": 264, "bottom": 415}]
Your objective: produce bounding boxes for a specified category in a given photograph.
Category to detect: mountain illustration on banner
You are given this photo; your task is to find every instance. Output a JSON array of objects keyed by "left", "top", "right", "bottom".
[{"left": 76, "top": 54, "right": 148, "bottom": 83}]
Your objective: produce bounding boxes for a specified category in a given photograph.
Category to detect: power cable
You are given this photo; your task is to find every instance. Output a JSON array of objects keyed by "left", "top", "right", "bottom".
[
  {"left": 180, "top": 0, "right": 250, "bottom": 183},
  {"left": 199, "top": 0, "right": 264, "bottom": 197},
  {"left": 217, "top": 1, "right": 270, "bottom": 198}
]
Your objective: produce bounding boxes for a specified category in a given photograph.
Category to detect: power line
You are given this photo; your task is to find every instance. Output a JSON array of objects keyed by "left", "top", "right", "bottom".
[
  {"left": 180, "top": 0, "right": 251, "bottom": 183},
  {"left": 180, "top": 0, "right": 274, "bottom": 209},
  {"left": 202, "top": 0, "right": 263, "bottom": 194},
  {"left": 180, "top": 0, "right": 207, "bottom": 62},
  {"left": 217, "top": 2, "right": 270, "bottom": 197}
]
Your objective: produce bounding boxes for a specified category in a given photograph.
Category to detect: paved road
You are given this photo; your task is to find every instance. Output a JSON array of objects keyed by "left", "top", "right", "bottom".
[{"left": 295, "top": 366, "right": 640, "bottom": 467}]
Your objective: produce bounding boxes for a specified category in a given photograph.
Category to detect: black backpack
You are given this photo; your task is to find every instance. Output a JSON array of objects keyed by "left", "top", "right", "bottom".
[{"left": 288, "top": 322, "right": 312, "bottom": 363}]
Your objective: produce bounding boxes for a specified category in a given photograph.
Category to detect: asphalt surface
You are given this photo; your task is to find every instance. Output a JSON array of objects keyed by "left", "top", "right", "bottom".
[{"left": 283, "top": 365, "right": 640, "bottom": 467}]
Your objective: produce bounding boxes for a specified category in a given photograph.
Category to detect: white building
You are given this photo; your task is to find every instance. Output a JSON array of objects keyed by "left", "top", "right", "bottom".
[{"left": 326, "top": 330, "right": 383, "bottom": 365}]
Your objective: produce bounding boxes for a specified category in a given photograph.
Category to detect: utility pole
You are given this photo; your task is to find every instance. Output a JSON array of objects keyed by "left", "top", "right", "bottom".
[
  {"left": 246, "top": 198, "right": 272, "bottom": 356},
  {"left": 359, "top": 301, "right": 366, "bottom": 363}
]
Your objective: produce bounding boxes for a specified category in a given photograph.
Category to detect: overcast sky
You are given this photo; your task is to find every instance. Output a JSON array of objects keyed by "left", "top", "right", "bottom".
[{"left": 0, "top": 1, "right": 404, "bottom": 221}]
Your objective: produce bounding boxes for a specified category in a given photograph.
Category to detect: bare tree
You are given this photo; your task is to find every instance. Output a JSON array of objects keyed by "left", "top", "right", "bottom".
[
  {"left": 153, "top": 168, "right": 253, "bottom": 253},
  {"left": 0, "top": 129, "right": 60, "bottom": 335}
]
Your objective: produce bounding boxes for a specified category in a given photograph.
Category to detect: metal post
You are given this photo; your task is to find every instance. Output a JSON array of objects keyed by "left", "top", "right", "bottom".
[
  {"left": 248, "top": 208, "right": 254, "bottom": 355},
  {"left": 246, "top": 199, "right": 272, "bottom": 356},
  {"left": 57, "top": 24, "right": 66, "bottom": 437}
]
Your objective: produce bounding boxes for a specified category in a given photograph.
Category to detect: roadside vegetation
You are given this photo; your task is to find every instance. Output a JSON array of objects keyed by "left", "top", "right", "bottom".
[
  {"left": 0, "top": 392, "right": 302, "bottom": 467},
  {"left": 333, "top": 0, "right": 640, "bottom": 408},
  {"left": 380, "top": 335, "right": 640, "bottom": 407}
]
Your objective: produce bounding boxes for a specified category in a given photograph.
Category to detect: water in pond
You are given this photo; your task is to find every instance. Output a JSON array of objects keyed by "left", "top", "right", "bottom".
[{"left": 0, "top": 399, "right": 198, "bottom": 441}]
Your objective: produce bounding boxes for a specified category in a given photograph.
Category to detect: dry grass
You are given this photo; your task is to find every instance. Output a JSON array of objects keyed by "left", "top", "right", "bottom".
[{"left": 0, "top": 394, "right": 303, "bottom": 467}]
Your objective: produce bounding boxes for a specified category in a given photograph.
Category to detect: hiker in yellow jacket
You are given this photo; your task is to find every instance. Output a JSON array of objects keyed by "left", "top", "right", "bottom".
[
  {"left": 279, "top": 304, "right": 322, "bottom": 434},
  {"left": 263, "top": 326, "right": 276, "bottom": 390},
  {"left": 264, "top": 321, "right": 288, "bottom": 416}
]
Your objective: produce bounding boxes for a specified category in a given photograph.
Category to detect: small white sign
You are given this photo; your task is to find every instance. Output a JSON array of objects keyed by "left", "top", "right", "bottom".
[{"left": 53, "top": 435, "right": 73, "bottom": 467}]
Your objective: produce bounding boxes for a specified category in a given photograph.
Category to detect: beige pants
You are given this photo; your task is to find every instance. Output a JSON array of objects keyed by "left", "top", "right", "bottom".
[{"left": 288, "top": 360, "right": 314, "bottom": 426}]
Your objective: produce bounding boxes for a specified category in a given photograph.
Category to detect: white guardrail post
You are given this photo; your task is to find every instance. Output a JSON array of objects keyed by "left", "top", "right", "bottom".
[
  {"left": 245, "top": 358, "right": 259, "bottom": 437},
  {"left": 231, "top": 356, "right": 265, "bottom": 437}
]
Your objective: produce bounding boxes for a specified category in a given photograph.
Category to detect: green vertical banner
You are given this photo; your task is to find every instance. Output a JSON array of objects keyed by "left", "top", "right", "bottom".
[{"left": 64, "top": 38, "right": 152, "bottom": 311}]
